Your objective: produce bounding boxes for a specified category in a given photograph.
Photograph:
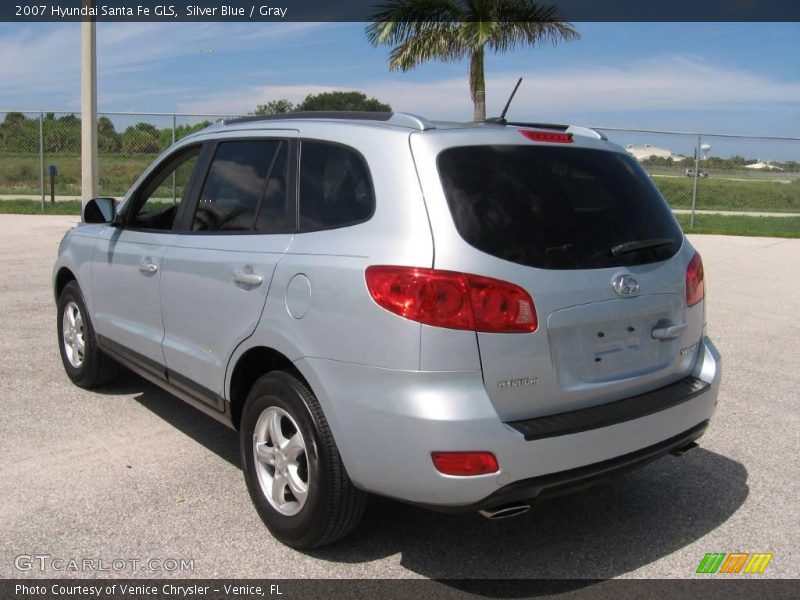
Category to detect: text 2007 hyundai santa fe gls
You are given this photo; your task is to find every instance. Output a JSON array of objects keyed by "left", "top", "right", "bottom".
[{"left": 53, "top": 112, "right": 721, "bottom": 548}]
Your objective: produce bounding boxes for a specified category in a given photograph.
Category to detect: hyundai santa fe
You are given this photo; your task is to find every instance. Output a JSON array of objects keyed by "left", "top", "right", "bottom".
[{"left": 53, "top": 111, "right": 721, "bottom": 548}]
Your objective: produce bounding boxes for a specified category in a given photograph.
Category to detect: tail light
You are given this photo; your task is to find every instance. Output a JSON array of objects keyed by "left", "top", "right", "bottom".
[
  {"left": 431, "top": 451, "right": 499, "bottom": 476},
  {"left": 686, "top": 252, "right": 705, "bottom": 306},
  {"left": 365, "top": 266, "right": 537, "bottom": 333}
]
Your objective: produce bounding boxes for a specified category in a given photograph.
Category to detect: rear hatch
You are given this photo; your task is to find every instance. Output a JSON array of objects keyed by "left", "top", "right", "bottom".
[{"left": 425, "top": 133, "right": 704, "bottom": 421}]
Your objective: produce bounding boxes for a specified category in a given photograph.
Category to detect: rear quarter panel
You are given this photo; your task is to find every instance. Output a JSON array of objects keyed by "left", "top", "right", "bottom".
[
  {"left": 226, "top": 123, "right": 435, "bottom": 378},
  {"left": 225, "top": 124, "right": 435, "bottom": 473}
]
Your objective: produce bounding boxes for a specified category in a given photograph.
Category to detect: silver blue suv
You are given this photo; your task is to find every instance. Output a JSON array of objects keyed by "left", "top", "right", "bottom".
[{"left": 53, "top": 112, "right": 721, "bottom": 548}]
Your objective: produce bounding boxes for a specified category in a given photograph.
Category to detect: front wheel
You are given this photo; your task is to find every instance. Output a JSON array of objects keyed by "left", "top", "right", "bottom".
[
  {"left": 240, "top": 371, "right": 366, "bottom": 548},
  {"left": 56, "top": 281, "right": 120, "bottom": 388}
]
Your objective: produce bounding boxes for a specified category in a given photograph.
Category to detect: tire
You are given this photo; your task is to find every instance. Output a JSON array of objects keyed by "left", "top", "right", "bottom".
[
  {"left": 240, "top": 370, "right": 366, "bottom": 548},
  {"left": 57, "top": 280, "right": 121, "bottom": 389}
]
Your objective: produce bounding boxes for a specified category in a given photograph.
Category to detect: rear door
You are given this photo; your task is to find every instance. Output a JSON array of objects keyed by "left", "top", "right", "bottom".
[
  {"left": 159, "top": 134, "right": 297, "bottom": 406},
  {"left": 417, "top": 136, "right": 704, "bottom": 421}
]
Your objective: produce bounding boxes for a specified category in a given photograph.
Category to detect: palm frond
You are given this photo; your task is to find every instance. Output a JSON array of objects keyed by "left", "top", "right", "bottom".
[
  {"left": 386, "top": 26, "right": 468, "bottom": 71},
  {"left": 486, "top": 1, "right": 580, "bottom": 52},
  {"left": 487, "top": 21, "right": 579, "bottom": 53},
  {"left": 366, "top": 0, "right": 465, "bottom": 47},
  {"left": 365, "top": 0, "right": 581, "bottom": 121}
]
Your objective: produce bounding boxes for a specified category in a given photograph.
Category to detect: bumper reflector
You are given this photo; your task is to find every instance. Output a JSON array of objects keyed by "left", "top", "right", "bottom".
[{"left": 432, "top": 451, "right": 499, "bottom": 476}]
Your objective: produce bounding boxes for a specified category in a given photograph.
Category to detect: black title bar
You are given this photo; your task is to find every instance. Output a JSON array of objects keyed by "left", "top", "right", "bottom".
[
  {"left": 4, "top": 579, "right": 800, "bottom": 600},
  {"left": 5, "top": 0, "right": 800, "bottom": 22}
]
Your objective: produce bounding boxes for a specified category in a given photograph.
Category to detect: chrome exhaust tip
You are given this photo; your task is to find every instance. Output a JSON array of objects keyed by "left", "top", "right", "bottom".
[{"left": 479, "top": 503, "right": 531, "bottom": 520}]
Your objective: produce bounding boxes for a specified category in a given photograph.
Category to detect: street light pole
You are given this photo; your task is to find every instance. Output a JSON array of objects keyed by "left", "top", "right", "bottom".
[
  {"left": 81, "top": 0, "right": 98, "bottom": 203},
  {"left": 690, "top": 135, "right": 701, "bottom": 228}
]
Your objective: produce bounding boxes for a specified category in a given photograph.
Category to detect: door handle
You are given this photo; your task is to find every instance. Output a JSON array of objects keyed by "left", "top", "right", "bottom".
[
  {"left": 233, "top": 269, "right": 263, "bottom": 287},
  {"left": 651, "top": 322, "right": 687, "bottom": 340},
  {"left": 138, "top": 261, "right": 158, "bottom": 274}
]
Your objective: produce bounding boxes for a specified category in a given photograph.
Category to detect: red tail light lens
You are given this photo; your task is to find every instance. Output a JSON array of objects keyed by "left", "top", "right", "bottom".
[
  {"left": 431, "top": 451, "right": 499, "bottom": 476},
  {"left": 365, "top": 266, "right": 537, "bottom": 333},
  {"left": 686, "top": 252, "right": 705, "bottom": 306},
  {"left": 520, "top": 130, "right": 573, "bottom": 143}
]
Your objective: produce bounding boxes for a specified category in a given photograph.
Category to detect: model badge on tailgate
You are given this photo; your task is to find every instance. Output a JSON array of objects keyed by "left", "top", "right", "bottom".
[{"left": 497, "top": 376, "right": 538, "bottom": 389}]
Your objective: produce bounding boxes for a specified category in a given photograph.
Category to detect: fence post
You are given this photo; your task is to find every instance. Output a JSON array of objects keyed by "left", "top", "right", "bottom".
[
  {"left": 690, "top": 135, "right": 701, "bottom": 228},
  {"left": 39, "top": 112, "right": 45, "bottom": 212}
]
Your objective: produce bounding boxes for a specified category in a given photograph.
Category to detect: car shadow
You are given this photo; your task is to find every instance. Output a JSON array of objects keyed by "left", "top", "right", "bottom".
[
  {"left": 108, "top": 374, "right": 748, "bottom": 591},
  {"left": 313, "top": 449, "right": 748, "bottom": 590},
  {"left": 104, "top": 374, "right": 241, "bottom": 468}
]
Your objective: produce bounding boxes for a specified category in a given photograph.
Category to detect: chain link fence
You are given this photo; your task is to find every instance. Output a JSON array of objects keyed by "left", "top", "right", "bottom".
[
  {"left": 596, "top": 127, "right": 800, "bottom": 237},
  {"left": 0, "top": 110, "right": 242, "bottom": 204},
  {"left": 0, "top": 110, "right": 798, "bottom": 237}
]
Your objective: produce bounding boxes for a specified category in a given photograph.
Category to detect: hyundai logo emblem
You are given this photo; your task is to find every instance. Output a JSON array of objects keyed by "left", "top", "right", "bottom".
[{"left": 612, "top": 274, "right": 639, "bottom": 297}]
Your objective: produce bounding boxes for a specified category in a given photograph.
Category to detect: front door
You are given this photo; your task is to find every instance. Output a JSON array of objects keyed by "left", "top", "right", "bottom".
[{"left": 91, "top": 145, "right": 203, "bottom": 372}]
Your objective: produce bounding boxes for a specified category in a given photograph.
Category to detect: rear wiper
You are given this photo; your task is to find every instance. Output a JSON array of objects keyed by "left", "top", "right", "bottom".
[
  {"left": 545, "top": 243, "right": 574, "bottom": 254},
  {"left": 611, "top": 238, "right": 676, "bottom": 256}
]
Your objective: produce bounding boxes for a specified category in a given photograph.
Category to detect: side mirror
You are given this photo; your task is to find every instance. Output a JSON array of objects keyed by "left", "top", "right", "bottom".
[{"left": 82, "top": 197, "right": 117, "bottom": 224}]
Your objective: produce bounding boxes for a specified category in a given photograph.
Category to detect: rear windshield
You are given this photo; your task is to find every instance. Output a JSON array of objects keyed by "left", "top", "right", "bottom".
[{"left": 437, "top": 145, "right": 682, "bottom": 270}]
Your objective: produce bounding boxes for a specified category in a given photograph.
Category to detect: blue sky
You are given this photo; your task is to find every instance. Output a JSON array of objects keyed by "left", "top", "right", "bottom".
[{"left": 1, "top": 21, "right": 799, "bottom": 142}]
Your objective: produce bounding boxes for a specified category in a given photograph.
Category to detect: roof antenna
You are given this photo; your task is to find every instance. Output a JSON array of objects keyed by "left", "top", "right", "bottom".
[{"left": 487, "top": 78, "right": 523, "bottom": 125}]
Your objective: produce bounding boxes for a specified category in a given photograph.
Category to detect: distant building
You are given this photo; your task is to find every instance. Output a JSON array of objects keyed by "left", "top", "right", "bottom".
[
  {"left": 744, "top": 161, "right": 784, "bottom": 171},
  {"left": 625, "top": 144, "right": 685, "bottom": 162}
]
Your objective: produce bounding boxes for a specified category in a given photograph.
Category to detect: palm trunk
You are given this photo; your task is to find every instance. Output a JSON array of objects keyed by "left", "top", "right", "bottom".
[
  {"left": 470, "top": 47, "right": 486, "bottom": 122},
  {"left": 473, "top": 91, "right": 486, "bottom": 122}
]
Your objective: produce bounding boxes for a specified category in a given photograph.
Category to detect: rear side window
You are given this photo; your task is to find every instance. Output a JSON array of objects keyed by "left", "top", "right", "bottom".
[
  {"left": 193, "top": 140, "right": 291, "bottom": 233},
  {"left": 437, "top": 145, "right": 682, "bottom": 269},
  {"left": 299, "top": 140, "right": 374, "bottom": 231}
]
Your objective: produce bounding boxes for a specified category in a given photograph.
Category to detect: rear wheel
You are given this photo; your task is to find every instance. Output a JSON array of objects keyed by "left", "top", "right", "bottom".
[
  {"left": 240, "top": 370, "right": 366, "bottom": 548},
  {"left": 57, "top": 281, "right": 120, "bottom": 388}
]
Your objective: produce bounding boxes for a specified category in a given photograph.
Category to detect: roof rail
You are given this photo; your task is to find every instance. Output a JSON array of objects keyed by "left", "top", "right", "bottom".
[
  {"left": 218, "top": 111, "right": 435, "bottom": 131},
  {"left": 388, "top": 112, "right": 436, "bottom": 130}
]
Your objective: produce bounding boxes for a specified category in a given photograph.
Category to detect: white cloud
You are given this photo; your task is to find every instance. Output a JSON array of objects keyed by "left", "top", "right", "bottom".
[
  {"left": 0, "top": 22, "right": 324, "bottom": 108},
  {"left": 176, "top": 56, "right": 800, "bottom": 122},
  {"left": 172, "top": 79, "right": 459, "bottom": 115},
  {"left": 2, "top": 20, "right": 798, "bottom": 127},
  {"left": 0, "top": 24, "right": 80, "bottom": 102},
  {"left": 507, "top": 57, "right": 800, "bottom": 114},
  {"left": 98, "top": 22, "right": 322, "bottom": 72}
]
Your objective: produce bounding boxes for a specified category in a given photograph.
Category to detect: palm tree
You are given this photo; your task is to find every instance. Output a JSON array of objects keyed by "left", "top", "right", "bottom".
[{"left": 366, "top": 0, "right": 579, "bottom": 121}]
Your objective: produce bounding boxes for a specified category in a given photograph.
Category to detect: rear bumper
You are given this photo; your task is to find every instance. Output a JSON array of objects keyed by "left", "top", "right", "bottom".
[
  {"left": 419, "top": 420, "right": 709, "bottom": 513},
  {"left": 508, "top": 375, "right": 709, "bottom": 441},
  {"left": 296, "top": 336, "right": 721, "bottom": 508}
]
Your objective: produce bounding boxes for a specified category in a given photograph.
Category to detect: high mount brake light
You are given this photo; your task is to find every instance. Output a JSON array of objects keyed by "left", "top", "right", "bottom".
[
  {"left": 365, "top": 266, "right": 537, "bottom": 333},
  {"left": 686, "top": 252, "right": 705, "bottom": 306},
  {"left": 520, "top": 130, "right": 573, "bottom": 144}
]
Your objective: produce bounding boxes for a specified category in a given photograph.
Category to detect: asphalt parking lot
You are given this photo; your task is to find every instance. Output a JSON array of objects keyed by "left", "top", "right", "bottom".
[{"left": 0, "top": 214, "right": 797, "bottom": 580}]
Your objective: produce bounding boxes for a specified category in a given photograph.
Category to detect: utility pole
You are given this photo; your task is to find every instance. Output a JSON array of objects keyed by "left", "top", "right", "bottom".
[{"left": 81, "top": 0, "right": 98, "bottom": 202}]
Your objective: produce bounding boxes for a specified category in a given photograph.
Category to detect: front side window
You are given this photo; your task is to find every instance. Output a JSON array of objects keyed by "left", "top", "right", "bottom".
[
  {"left": 298, "top": 140, "right": 374, "bottom": 231},
  {"left": 192, "top": 140, "right": 291, "bottom": 233},
  {"left": 130, "top": 148, "right": 200, "bottom": 230}
]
